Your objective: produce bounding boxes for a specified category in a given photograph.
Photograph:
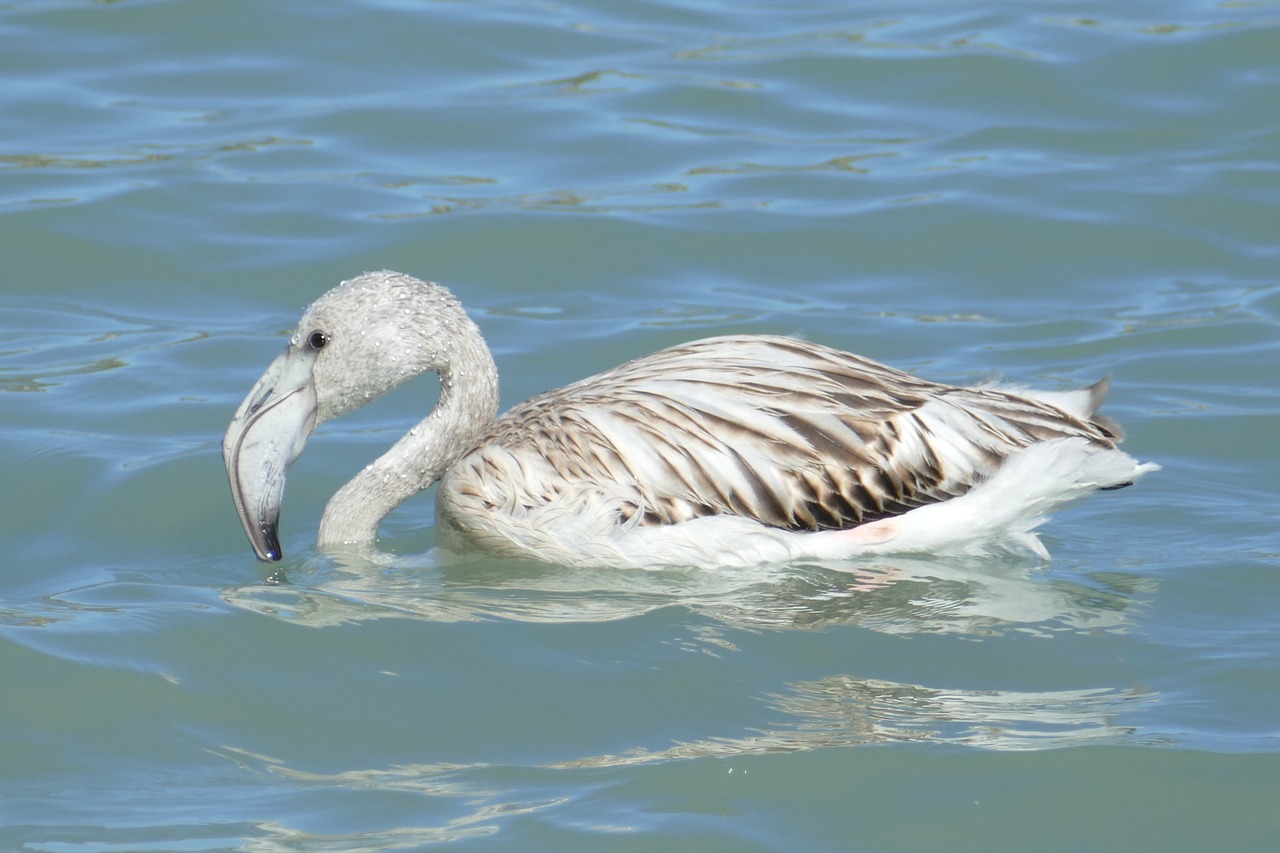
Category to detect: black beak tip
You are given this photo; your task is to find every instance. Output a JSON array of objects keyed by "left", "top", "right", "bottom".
[{"left": 257, "top": 526, "right": 283, "bottom": 562}]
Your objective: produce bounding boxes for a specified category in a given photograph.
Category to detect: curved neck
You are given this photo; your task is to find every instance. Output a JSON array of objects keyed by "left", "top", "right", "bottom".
[{"left": 317, "top": 326, "right": 499, "bottom": 550}]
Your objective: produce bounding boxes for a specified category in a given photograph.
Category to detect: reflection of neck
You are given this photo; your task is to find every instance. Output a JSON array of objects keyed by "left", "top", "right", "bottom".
[{"left": 317, "top": 326, "right": 499, "bottom": 549}]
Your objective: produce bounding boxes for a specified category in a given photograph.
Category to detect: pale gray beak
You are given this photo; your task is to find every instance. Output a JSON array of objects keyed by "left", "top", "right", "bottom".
[{"left": 222, "top": 345, "right": 319, "bottom": 561}]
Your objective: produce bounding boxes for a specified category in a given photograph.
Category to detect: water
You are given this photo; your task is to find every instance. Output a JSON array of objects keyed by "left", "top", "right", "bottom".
[{"left": 2, "top": 0, "right": 1278, "bottom": 849}]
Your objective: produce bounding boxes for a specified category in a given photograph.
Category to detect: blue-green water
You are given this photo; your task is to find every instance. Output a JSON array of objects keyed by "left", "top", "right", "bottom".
[{"left": 3, "top": 0, "right": 1278, "bottom": 850}]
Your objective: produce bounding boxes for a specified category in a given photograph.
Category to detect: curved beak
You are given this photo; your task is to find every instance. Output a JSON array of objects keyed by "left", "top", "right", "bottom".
[{"left": 222, "top": 345, "right": 319, "bottom": 561}]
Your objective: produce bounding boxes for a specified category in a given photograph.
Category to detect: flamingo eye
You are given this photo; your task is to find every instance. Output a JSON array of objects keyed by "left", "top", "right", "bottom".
[{"left": 307, "top": 330, "right": 330, "bottom": 350}]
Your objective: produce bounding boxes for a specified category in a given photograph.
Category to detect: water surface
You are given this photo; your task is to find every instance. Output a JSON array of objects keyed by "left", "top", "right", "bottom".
[{"left": 2, "top": 0, "right": 1278, "bottom": 850}]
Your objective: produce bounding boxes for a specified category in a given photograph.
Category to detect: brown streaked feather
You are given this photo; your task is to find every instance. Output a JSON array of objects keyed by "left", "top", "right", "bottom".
[{"left": 450, "top": 335, "right": 1122, "bottom": 534}]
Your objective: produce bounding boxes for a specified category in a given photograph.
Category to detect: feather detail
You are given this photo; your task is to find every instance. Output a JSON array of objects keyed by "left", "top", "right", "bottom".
[{"left": 435, "top": 335, "right": 1150, "bottom": 565}]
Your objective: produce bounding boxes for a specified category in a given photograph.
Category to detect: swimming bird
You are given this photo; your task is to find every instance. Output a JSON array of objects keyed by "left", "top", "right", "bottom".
[{"left": 223, "top": 270, "right": 1157, "bottom": 567}]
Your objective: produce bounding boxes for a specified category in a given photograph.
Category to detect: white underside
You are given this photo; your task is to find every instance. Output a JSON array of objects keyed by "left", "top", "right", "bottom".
[{"left": 440, "top": 437, "right": 1159, "bottom": 569}]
